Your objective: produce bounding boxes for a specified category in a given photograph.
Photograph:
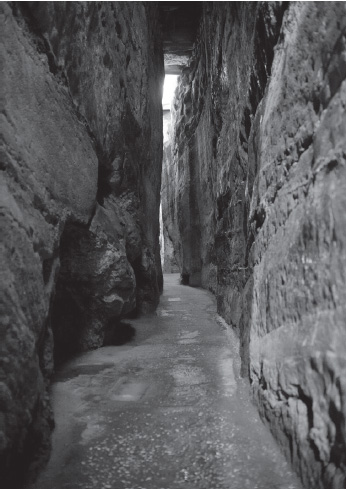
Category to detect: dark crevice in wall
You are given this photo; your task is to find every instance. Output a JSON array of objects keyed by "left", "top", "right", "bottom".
[
  {"left": 131, "top": 254, "right": 161, "bottom": 315},
  {"left": 50, "top": 222, "right": 90, "bottom": 366},
  {"left": 96, "top": 146, "right": 118, "bottom": 206},
  {"left": 103, "top": 320, "right": 136, "bottom": 346},
  {"left": 3, "top": 401, "right": 54, "bottom": 489},
  {"left": 328, "top": 393, "right": 346, "bottom": 468}
]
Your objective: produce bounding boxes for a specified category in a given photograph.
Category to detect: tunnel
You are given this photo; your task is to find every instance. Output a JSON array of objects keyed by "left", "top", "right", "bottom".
[{"left": 1, "top": 2, "right": 346, "bottom": 489}]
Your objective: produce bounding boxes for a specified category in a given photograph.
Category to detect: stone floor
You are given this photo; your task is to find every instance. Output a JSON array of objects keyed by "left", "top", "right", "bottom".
[{"left": 29, "top": 274, "right": 303, "bottom": 489}]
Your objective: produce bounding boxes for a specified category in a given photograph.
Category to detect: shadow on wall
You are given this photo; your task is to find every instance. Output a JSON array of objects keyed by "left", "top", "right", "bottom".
[
  {"left": 181, "top": 273, "right": 190, "bottom": 285},
  {"left": 103, "top": 321, "right": 136, "bottom": 346}
]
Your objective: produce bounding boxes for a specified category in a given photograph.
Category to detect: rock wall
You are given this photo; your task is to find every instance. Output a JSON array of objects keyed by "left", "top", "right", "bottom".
[
  {"left": 1, "top": 2, "right": 163, "bottom": 486},
  {"left": 161, "top": 110, "right": 181, "bottom": 273},
  {"left": 162, "top": 2, "right": 346, "bottom": 488}
]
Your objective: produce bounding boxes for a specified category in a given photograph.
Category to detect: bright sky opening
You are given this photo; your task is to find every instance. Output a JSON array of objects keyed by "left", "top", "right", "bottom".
[{"left": 162, "top": 74, "right": 179, "bottom": 110}]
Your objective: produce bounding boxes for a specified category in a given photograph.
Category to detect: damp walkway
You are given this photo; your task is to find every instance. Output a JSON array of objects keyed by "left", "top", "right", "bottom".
[{"left": 31, "top": 274, "right": 303, "bottom": 489}]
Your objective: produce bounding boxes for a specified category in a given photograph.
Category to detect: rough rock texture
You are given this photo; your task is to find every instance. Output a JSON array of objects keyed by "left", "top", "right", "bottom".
[
  {"left": 1, "top": 2, "right": 163, "bottom": 486},
  {"left": 161, "top": 110, "right": 181, "bottom": 273},
  {"left": 162, "top": 2, "right": 346, "bottom": 488}
]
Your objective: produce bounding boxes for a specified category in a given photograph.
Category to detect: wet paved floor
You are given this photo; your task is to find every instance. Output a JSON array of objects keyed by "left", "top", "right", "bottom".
[{"left": 31, "top": 274, "right": 303, "bottom": 489}]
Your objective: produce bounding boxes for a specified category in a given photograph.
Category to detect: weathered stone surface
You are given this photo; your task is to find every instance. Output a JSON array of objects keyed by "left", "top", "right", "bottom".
[
  {"left": 249, "top": 5, "right": 346, "bottom": 487},
  {"left": 15, "top": 0, "right": 164, "bottom": 311},
  {"left": 1, "top": 2, "right": 163, "bottom": 486},
  {"left": 1, "top": 4, "right": 97, "bottom": 484},
  {"left": 163, "top": 2, "right": 346, "bottom": 487},
  {"left": 161, "top": 111, "right": 181, "bottom": 273},
  {"left": 52, "top": 208, "right": 136, "bottom": 359},
  {"left": 163, "top": 2, "right": 278, "bottom": 290}
]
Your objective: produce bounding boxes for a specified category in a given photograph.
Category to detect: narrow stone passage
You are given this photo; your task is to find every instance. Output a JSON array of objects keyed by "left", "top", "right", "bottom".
[{"left": 30, "top": 275, "right": 302, "bottom": 489}]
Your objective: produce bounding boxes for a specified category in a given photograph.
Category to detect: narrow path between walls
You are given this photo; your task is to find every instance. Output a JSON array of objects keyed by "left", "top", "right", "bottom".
[{"left": 29, "top": 274, "right": 303, "bottom": 489}]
